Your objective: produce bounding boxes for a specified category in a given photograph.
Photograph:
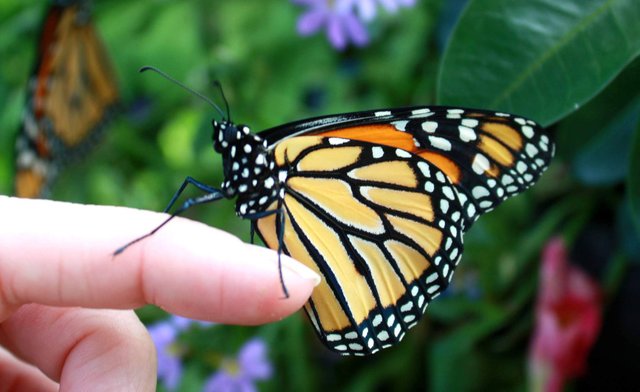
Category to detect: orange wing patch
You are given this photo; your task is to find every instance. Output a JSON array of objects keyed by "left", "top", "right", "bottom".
[
  {"left": 314, "top": 124, "right": 462, "bottom": 184},
  {"left": 14, "top": 170, "right": 48, "bottom": 199},
  {"left": 315, "top": 124, "right": 416, "bottom": 151},
  {"left": 481, "top": 122, "right": 523, "bottom": 151}
]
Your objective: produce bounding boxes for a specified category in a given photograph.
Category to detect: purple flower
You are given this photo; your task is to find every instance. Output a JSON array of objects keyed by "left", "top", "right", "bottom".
[
  {"left": 293, "top": 0, "right": 417, "bottom": 49},
  {"left": 170, "top": 315, "right": 215, "bottom": 331},
  {"left": 294, "top": 0, "right": 369, "bottom": 50},
  {"left": 203, "top": 338, "right": 273, "bottom": 392},
  {"left": 148, "top": 321, "right": 184, "bottom": 391}
]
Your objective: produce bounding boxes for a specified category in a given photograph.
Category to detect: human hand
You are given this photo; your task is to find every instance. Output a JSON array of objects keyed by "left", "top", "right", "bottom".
[{"left": 0, "top": 196, "right": 320, "bottom": 391}]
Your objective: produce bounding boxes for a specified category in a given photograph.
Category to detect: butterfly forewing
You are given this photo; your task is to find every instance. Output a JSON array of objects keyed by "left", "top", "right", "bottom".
[{"left": 261, "top": 106, "right": 553, "bottom": 230}]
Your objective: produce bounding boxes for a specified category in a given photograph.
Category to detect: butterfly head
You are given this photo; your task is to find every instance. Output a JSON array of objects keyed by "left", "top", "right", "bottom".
[{"left": 212, "top": 119, "right": 274, "bottom": 200}]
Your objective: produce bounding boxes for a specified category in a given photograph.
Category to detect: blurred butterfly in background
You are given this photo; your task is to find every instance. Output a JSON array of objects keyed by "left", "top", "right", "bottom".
[
  {"left": 117, "top": 67, "right": 554, "bottom": 356},
  {"left": 14, "top": 0, "right": 118, "bottom": 198}
]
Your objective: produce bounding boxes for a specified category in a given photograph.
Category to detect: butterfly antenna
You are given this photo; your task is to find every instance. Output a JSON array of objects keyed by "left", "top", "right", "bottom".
[
  {"left": 214, "top": 80, "right": 231, "bottom": 121},
  {"left": 139, "top": 66, "right": 226, "bottom": 119}
]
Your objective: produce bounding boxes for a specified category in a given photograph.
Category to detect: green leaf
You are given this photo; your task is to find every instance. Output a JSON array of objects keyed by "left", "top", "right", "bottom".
[
  {"left": 572, "top": 96, "right": 640, "bottom": 185},
  {"left": 429, "top": 311, "right": 509, "bottom": 392},
  {"left": 555, "top": 59, "right": 640, "bottom": 160},
  {"left": 628, "top": 121, "right": 640, "bottom": 238},
  {"left": 437, "top": 0, "right": 640, "bottom": 126},
  {"left": 158, "top": 108, "right": 202, "bottom": 169}
]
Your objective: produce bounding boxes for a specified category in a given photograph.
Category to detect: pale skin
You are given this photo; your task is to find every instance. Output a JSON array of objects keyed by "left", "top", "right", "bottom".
[{"left": 0, "top": 196, "right": 320, "bottom": 391}]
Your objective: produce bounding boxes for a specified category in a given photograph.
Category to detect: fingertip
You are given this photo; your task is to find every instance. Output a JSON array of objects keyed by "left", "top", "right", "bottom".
[{"left": 279, "top": 253, "right": 322, "bottom": 288}]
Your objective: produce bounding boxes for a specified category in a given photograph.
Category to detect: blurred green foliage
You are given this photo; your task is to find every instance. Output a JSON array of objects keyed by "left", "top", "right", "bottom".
[{"left": 1, "top": 0, "right": 639, "bottom": 391}]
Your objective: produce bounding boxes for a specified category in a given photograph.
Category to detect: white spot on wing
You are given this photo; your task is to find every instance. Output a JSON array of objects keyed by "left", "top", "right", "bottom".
[
  {"left": 442, "top": 186, "right": 455, "bottom": 200},
  {"left": 471, "top": 154, "right": 490, "bottom": 175},
  {"left": 400, "top": 302, "right": 414, "bottom": 312},
  {"left": 440, "top": 199, "right": 450, "bottom": 213},
  {"left": 264, "top": 177, "right": 275, "bottom": 188},
  {"left": 345, "top": 331, "right": 358, "bottom": 339},
  {"left": 516, "top": 161, "right": 528, "bottom": 174},
  {"left": 421, "top": 121, "right": 438, "bottom": 133},
  {"left": 327, "top": 334, "right": 342, "bottom": 342},
  {"left": 522, "top": 125, "right": 534, "bottom": 139},
  {"left": 428, "top": 136, "right": 452, "bottom": 151},
  {"left": 375, "top": 110, "right": 392, "bottom": 117},
  {"left": 392, "top": 120, "right": 408, "bottom": 131},
  {"left": 424, "top": 181, "right": 435, "bottom": 192},
  {"left": 472, "top": 186, "right": 490, "bottom": 199},
  {"left": 411, "top": 108, "right": 432, "bottom": 116},
  {"left": 329, "top": 138, "right": 349, "bottom": 145},
  {"left": 461, "top": 119, "right": 479, "bottom": 128},
  {"left": 458, "top": 126, "right": 477, "bottom": 142},
  {"left": 417, "top": 161, "right": 431, "bottom": 177},
  {"left": 396, "top": 149, "right": 411, "bottom": 158},
  {"left": 502, "top": 175, "right": 514, "bottom": 185}
]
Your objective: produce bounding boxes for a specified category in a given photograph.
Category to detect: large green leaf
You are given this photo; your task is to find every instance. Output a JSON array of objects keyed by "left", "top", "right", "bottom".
[
  {"left": 572, "top": 96, "right": 640, "bottom": 185},
  {"left": 437, "top": 0, "right": 640, "bottom": 126},
  {"left": 555, "top": 58, "right": 640, "bottom": 160}
]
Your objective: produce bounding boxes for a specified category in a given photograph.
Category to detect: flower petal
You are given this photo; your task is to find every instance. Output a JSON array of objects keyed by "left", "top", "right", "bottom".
[
  {"left": 148, "top": 321, "right": 177, "bottom": 349},
  {"left": 238, "top": 338, "right": 273, "bottom": 380},
  {"left": 326, "top": 14, "right": 348, "bottom": 49},
  {"left": 203, "top": 371, "right": 237, "bottom": 392},
  {"left": 342, "top": 12, "right": 369, "bottom": 46},
  {"left": 297, "top": 9, "right": 327, "bottom": 35},
  {"left": 160, "top": 356, "right": 183, "bottom": 391},
  {"left": 354, "top": 0, "right": 377, "bottom": 21}
]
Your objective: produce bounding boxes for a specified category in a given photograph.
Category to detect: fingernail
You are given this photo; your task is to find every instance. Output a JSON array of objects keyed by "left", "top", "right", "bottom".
[{"left": 281, "top": 256, "right": 321, "bottom": 287}]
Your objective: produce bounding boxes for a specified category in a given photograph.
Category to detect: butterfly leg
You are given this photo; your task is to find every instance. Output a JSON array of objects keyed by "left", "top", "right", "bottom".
[
  {"left": 163, "top": 176, "right": 219, "bottom": 213},
  {"left": 249, "top": 221, "right": 256, "bottom": 244},
  {"left": 242, "top": 207, "right": 289, "bottom": 299},
  {"left": 113, "top": 189, "right": 225, "bottom": 256}
]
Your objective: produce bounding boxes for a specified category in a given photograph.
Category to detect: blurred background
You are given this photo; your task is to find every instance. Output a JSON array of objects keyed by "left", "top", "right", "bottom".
[{"left": 1, "top": 0, "right": 639, "bottom": 390}]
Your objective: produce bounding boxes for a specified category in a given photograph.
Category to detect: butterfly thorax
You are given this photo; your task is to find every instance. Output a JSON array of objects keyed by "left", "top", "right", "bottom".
[{"left": 212, "top": 120, "right": 279, "bottom": 216}]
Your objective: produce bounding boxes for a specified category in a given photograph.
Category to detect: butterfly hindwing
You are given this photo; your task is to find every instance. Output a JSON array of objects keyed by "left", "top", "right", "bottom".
[{"left": 256, "top": 136, "right": 464, "bottom": 355}]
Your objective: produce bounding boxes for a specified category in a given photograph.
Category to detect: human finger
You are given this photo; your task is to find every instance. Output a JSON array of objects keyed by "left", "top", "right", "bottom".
[{"left": 0, "top": 196, "right": 320, "bottom": 324}]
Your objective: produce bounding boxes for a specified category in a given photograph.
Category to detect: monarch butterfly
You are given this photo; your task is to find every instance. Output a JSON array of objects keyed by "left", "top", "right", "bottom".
[
  {"left": 118, "top": 67, "right": 554, "bottom": 356},
  {"left": 14, "top": 0, "right": 118, "bottom": 198}
]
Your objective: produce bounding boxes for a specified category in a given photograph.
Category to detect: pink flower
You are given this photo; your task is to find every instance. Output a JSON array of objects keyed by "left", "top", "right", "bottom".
[{"left": 528, "top": 237, "right": 603, "bottom": 392}]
